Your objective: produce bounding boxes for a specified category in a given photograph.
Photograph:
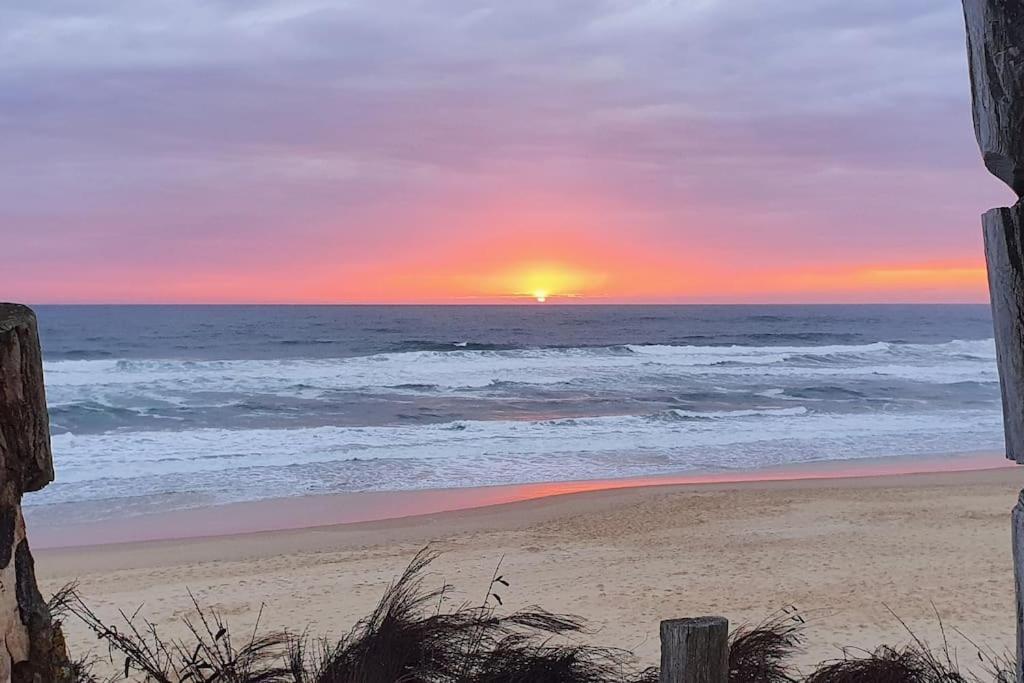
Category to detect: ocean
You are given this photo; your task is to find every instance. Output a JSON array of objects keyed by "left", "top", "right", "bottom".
[{"left": 27, "top": 304, "right": 1003, "bottom": 521}]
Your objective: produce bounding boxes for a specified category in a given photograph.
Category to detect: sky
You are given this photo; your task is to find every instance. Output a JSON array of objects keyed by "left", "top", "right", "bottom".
[{"left": 0, "top": 0, "right": 1014, "bottom": 304}]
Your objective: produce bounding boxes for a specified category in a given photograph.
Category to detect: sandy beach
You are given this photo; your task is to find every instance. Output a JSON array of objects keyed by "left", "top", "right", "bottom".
[{"left": 31, "top": 454, "right": 1024, "bottom": 673}]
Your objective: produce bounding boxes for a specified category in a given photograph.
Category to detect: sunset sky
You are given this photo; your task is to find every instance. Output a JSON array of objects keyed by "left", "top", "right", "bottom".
[{"left": 1, "top": 1, "right": 1013, "bottom": 304}]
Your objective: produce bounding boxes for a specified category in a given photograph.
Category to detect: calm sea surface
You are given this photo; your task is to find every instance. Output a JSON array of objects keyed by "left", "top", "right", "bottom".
[{"left": 26, "top": 304, "right": 1002, "bottom": 520}]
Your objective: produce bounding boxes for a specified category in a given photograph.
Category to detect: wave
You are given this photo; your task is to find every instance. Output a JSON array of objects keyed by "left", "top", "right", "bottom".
[
  {"left": 656, "top": 407, "right": 809, "bottom": 421},
  {"left": 51, "top": 349, "right": 114, "bottom": 360},
  {"left": 48, "top": 399, "right": 186, "bottom": 435},
  {"left": 782, "top": 386, "right": 866, "bottom": 399},
  {"left": 391, "top": 340, "right": 519, "bottom": 352},
  {"left": 386, "top": 383, "right": 441, "bottom": 392},
  {"left": 40, "top": 407, "right": 1002, "bottom": 499},
  {"left": 29, "top": 307, "right": 1002, "bottom": 516},
  {"left": 40, "top": 339, "right": 998, "bottom": 411},
  {"left": 48, "top": 400, "right": 147, "bottom": 425},
  {"left": 46, "top": 338, "right": 995, "bottom": 374}
]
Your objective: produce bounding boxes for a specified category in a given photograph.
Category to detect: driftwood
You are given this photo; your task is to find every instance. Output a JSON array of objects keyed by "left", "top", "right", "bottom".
[
  {"left": 0, "top": 304, "right": 71, "bottom": 683},
  {"left": 659, "top": 617, "right": 728, "bottom": 683}
]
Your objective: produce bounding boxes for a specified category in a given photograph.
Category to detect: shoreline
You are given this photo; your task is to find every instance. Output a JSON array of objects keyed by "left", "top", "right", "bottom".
[
  {"left": 28, "top": 450, "right": 1010, "bottom": 549},
  {"left": 35, "top": 459, "right": 1024, "bottom": 671}
]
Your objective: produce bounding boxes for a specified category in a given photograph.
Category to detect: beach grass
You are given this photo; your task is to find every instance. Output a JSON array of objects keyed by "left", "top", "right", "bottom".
[{"left": 52, "top": 548, "right": 1015, "bottom": 683}]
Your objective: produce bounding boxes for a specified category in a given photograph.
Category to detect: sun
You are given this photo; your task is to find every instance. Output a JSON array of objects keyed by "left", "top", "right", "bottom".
[{"left": 476, "top": 262, "right": 606, "bottom": 303}]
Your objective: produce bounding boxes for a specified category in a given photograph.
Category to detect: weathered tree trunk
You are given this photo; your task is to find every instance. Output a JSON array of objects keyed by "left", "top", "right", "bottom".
[
  {"left": 659, "top": 617, "right": 728, "bottom": 683},
  {"left": 983, "top": 202, "right": 1024, "bottom": 462},
  {"left": 963, "top": 0, "right": 1024, "bottom": 197},
  {"left": 964, "top": 2, "right": 1024, "bottom": 679},
  {"left": 0, "top": 304, "right": 71, "bottom": 683}
]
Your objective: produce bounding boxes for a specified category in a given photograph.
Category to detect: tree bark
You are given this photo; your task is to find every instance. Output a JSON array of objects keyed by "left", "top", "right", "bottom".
[
  {"left": 983, "top": 201, "right": 1024, "bottom": 463},
  {"left": 963, "top": 0, "right": 1024, "bottom": 197},
  {"left": 963, "top": 4, "right": 1024, "bottom": 679},
  {"left": 0, "top": 304, "right": 71, "bottom": 683}
]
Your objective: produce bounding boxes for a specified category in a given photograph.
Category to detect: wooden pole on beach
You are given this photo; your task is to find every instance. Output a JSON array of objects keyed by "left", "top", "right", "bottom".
[
  {"left": 1014, "top": 493, "right": 1024, "bottom": 680},
  {"left": 0, "top": 304, "right": 71, "bottom": 683},
  {"left": 963, "top": 2, "right": 1024, "bottom": 680},
  {"left": 983, "top": 204, "right": 1024, "bottom": 463},
  {"left": 659, "top": 617, "right": 729, "bottom": 683}
]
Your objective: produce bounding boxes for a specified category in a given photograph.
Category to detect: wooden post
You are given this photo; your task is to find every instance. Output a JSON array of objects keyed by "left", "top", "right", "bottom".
[
  {"left": 659, "top": 616, "right": 728, "bottom": 683},
  {"left": 983, "top": 203, "right": 1024, "bottom": 463},
  {"left": 981, "top": 205, "right": 1024, "bottom": 678},
  {"left": 0, "top": 304, "right": 71, "bottom": 683},
  {"left": 1014, "top": 492, "right": 1024, "bottom": 683},
  {"left": 963, "top": 4, "right": 1024, "bottom": 679},
  {"left": 962, "top": 0, "right": 1024, "bottom": 198}
]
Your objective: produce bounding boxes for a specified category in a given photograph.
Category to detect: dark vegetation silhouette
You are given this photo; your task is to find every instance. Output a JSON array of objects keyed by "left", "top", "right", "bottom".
[{"left": 52, "top": 548, "right": 1013, "bottom": 682}]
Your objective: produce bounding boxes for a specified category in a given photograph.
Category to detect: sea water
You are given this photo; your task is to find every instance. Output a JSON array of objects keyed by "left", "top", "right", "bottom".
[{"left": 27, "top": 304, "right": 1002, "bottom": 520}]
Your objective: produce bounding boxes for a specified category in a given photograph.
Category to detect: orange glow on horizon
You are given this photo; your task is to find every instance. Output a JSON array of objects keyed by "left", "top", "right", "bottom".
[
  {"left": 473, "top": 262, "right": 608, "bottom": 301},
  {"left": 782, "top": 264, "right": 987, "bottom": 292},
  {"left": 16, "top": 183, "right": 991, "bottom": 305},
  {"left": 28, "top": 257, "right": 990, "bottom": 304}
]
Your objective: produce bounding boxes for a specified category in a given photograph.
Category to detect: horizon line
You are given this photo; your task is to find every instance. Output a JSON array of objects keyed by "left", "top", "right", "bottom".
[{"left": 15, "top": 300, "right": 993, "bottom": 307}]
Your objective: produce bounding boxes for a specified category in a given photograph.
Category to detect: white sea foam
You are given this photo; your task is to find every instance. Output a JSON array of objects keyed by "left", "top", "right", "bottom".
[
  {"left": 33, "top": 337, "right": 1003, "bottom": 512},
  {"left": 42, "top": 339, "right": 999, "bottom": 405},
  {"left": 44, "top": 406, "right": 1000, "bottom": 487}
]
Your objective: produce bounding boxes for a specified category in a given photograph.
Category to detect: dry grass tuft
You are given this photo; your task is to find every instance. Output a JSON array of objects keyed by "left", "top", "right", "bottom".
[{"left": 729, "top": 608, "right": 804, "bottom": 683}]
